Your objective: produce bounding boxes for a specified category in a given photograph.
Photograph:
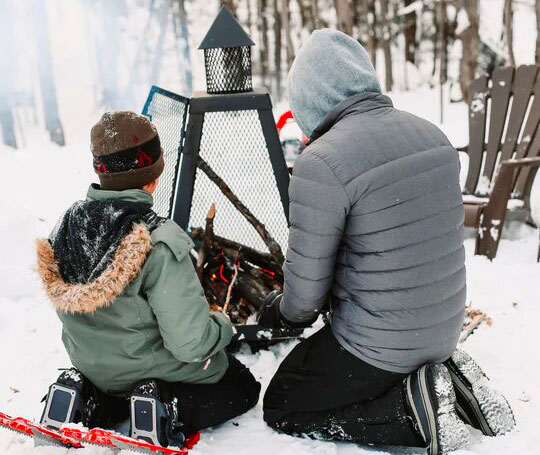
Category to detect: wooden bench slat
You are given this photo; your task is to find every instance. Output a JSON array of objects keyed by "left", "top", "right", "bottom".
[
  {"left": 500, "top": 65, "right": 538, "bottom": 163},
  {"left": 482, "top": 67, "right": 514, "bottom": 184},
  {"left": 513, "top": 74, "right": 540, "bottom": 161}
]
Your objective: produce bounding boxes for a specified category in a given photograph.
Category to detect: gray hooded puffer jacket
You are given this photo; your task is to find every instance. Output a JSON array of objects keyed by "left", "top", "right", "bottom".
[{"left": 282, "top": 29, "right": 466, "bottom": 374}]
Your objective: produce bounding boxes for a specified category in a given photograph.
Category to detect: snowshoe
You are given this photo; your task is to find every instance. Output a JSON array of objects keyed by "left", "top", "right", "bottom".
[
  {"left": 40, "top": 368, "right": 129, "bottom": 431},
  {"left": 40, "top": 368, "right": 87, "bottom": 430},
  {"left": 1, "top": 411, "right": 199, "bottom": 454},
  {"left": 129, "top": 379, "right": 186, "bottom": 448}
]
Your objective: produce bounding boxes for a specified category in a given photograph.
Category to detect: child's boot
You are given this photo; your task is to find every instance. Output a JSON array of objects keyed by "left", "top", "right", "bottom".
[{"left": 129, "top": 379, "right": 185, "bottom": 448}]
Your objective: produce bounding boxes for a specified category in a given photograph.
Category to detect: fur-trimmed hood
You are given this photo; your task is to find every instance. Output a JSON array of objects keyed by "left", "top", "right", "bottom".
[{"left": 36, "top": 223, "right": 152, "bottom": 314}]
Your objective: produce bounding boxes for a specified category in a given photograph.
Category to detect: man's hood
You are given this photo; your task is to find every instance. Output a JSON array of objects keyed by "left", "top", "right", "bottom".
[{"left": 287, "top": 29, "right": 381, "bottom": 139}]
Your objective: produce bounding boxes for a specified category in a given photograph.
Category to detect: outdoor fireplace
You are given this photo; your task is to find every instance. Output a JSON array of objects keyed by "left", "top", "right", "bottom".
[{"left": 141, "top": 6, "right": 298, "bottom": 345}]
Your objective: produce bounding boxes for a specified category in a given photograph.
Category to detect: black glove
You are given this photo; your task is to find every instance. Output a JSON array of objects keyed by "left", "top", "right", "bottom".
[
  {"left": 257, "top": 290, "right": 283, "bottom": 329},
  {"left": 257, "top": 291, "right": 317, "bottom": 330}
]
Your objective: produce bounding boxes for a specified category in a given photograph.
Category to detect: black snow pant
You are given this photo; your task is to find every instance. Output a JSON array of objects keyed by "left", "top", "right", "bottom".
[
  {"left": 97, "top": 355, "right": 260, "bottom": 435},
  {"left": 160, "top": 355, "right": 261, "bottom": 435},
  {"left": 263, "top": 325, "right": 425, "bottom": 448}
]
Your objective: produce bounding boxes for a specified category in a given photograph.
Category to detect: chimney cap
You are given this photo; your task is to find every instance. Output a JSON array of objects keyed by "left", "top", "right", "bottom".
[{"left": 199, "top": 6, "right": 255, "bottom": 50}]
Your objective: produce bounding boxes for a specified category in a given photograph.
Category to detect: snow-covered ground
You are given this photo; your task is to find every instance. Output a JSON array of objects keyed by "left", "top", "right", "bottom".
[
  {"left": 1, "top": 86, "right": 540, "bottom": 455},
  {"left": 2, "top": 0, "right": 540, "bottom": 452}
]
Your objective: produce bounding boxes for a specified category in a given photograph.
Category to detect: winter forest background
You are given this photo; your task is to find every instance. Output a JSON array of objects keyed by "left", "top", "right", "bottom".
[{"left": 0, "top": 0, "right": 538, "bottom": 148}]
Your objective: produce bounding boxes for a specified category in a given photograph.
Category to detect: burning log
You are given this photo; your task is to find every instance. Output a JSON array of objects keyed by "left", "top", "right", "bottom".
[
  {"left": 192, "top": 206, "right": 284, "bottom": 325},
  {"left": 188, "top": 160, "right": 286, "bottom": 324}
]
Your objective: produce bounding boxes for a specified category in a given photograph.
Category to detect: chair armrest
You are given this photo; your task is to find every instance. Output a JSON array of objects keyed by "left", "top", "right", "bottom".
[
  {"left": 481, "top": 157, "right": 540, "bottom": 228},
  {"left": 472, "top": 156, "right": 540, "bottom": 259},
  {"left": 500, "top": 156, "right": 540, "bottom": 168}
]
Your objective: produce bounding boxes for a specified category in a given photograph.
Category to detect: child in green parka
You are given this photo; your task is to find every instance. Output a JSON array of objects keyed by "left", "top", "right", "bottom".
[{"left": 37, "top": 111, "right": 260, "bottom": 447}]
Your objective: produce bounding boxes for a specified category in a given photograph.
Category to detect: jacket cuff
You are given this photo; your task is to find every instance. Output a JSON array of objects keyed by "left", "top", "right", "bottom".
[{"left": 279, "top": 301, "right": 318, "bottom": 329}]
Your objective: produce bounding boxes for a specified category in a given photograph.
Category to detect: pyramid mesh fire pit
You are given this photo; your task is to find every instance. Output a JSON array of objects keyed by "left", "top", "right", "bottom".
[{"left": 141, "top": 7, "right": 301, "bottom": 346}]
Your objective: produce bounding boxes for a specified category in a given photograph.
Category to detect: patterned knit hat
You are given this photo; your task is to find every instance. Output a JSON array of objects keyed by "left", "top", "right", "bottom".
[{"left": 91, "top": 111, "right": 164, "bottom": 191}]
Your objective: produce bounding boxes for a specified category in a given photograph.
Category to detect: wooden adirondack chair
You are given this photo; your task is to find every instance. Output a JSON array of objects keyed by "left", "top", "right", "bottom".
[{"left": 461, "top": 65, "right": 540, "bottom": 260}]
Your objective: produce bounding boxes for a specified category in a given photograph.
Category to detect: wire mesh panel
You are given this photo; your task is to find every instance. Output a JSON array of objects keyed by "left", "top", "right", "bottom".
[
  {"left": 142, "top": 87, "right": 189, "bottom": 218},
  {"left": 189, "top": 109, "right": 289, "bottom": 253},
  {"left": 204, "top": 47, "right": 252, "bottom": 94}
]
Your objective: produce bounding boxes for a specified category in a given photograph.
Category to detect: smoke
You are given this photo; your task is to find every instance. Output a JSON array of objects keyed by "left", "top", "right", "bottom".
[{"left": 0, "top": 0, "right": 193, "bottom": 148}]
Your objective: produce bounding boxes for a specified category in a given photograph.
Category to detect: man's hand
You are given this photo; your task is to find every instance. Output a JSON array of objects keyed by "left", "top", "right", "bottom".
[
  {"left": 257, "top": 291, "right": 283, "bottom": 329},
  {"left": 258, "top": 290, "right": 320, "bottom": 330}
]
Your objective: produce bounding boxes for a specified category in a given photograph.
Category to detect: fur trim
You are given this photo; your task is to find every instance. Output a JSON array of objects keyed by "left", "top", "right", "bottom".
[{"left": 36, "top": 223, "right": 153, "bottom": 314}]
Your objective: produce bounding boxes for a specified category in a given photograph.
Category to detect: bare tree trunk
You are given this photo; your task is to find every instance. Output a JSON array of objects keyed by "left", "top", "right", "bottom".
[
  {"left": 404, "top": 0, "right": 417, "bottom": 63},
  {"left": 536, "top": 0, "right": 540, "bottom": 64},
  {"left": 257, "top": 0, "right": 269, "bottom": 87},
  {"left": 353, "top": 0, "right": 368, "bottom": 44},
  {"left": 439, "top": 1, "right": 448, "bottom": 123},
  {"left": 273, "top": 0, "right": 282, "bottom": 99},
  {"left": 220, "top": 0, "right": 237, "bottom": 15},
  {"left": 432, "top": 3, "right": 439, "bottom": 77},
  {"left": 246, "top": 0, "right": 253, "bottom": 36},
  {"left": 503, "top": 0, "right": 515, "bottom": 67},
  {"left": 459, "top": 0, "right": 480, "bottom": 100},
  {"left": 380, "top": 0, "right": 393, "bottom": 91},
  {"left": 0, "top": 0, "right": 17, "bottom": 148},
  {"left": 281, "top": 0, "right": 294, "bottom": 66},
  {"left": 334, "top": 0, "right": 354, "bottom": 36},
  {"left": 151, "top": 2, "right": 169, "bottom": 85},
  {"left": 32, "top": 0, "right": 65, "bottom": 145},
  {"left": 171, "top": 0, "right": 193, "bottom": 95},
  {"left": 439, "top": 0, "right": 448, "bottom": 85},
  {"left": 367, "top": 0, "right": 378, "bottom": 68},
  {"left": 296, "top": 0, "right": 315, "bottom": 32},
  {"left": 311, "top": 0, "right": 321, "bottom": 29}
]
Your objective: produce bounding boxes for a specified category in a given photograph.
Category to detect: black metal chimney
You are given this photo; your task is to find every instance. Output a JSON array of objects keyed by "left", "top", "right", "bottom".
[{"left": 199, "top": 6, "right": 255, "bottom": 94}]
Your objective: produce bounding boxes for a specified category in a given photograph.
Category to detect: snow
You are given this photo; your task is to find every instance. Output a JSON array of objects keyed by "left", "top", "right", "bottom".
[
  {"left": 1, "top": 84, "right": 540, "bottom": 455},
  {"left": 2, "top": 1, "right": 540, "bottom": 454}
]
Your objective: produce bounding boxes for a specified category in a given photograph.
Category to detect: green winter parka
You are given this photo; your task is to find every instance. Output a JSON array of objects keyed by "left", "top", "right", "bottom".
[{"left": 36, "top": 185, "right": 233, "bottom": 393}]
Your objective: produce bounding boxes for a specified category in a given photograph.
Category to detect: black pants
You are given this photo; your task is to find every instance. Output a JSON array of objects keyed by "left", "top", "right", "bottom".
[
  {"left": 166, "top": 355, "right": 261, "bottom": 435},
  {"left": 97, "top": 355, "right": 260, "bottom": 435},
  {"left": 263, "top": 325, "right": 424, "bottom": 448}
]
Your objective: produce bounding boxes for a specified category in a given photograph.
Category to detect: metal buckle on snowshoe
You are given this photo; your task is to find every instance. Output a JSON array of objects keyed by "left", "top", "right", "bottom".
[
  {"left": 40, "top": 384, "right": 82, "bottom": 430},
  {"left": 130, "top": 395, "right": 162, "bottom": 446}
]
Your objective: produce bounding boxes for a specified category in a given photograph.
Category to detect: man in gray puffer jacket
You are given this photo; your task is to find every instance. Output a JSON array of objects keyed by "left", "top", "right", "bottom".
[{"left": 261, "top": 29, "right": 515, "bottom": 455}]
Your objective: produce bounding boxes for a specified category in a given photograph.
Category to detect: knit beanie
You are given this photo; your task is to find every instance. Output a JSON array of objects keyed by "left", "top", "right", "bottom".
[{"left": 91, "top": 111, "right": 164, "bottom": 191}]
